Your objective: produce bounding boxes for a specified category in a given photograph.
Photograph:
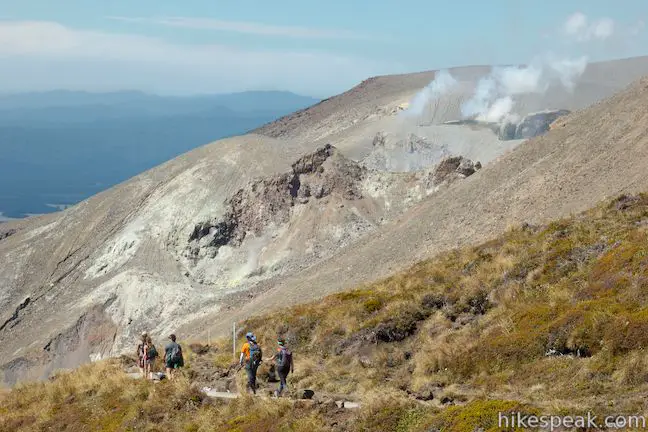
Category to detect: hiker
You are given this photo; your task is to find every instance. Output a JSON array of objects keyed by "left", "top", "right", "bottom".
[
  {"left": 145, "top": 335, "right": 159, "bottom": 380},
  {"left": 239, "top": 332, "right": 262, "bottom": 394},
  {"left": 269, "top": 338, "right": 293, "bottom": 397},
  {"left": 136, "top": 332, "right": 149, "bottom": 379},
  {"left": 164, "top": 334, "right": 184, "bottom": 380}
]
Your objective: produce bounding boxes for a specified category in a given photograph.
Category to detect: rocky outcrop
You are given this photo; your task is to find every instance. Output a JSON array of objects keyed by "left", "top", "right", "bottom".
[
  {"left": 363, "top": 132, "right": 450, "bottom": 172},
  {"left": 0, "top": 227, "right": 17, "bottom": 241},
  {"left": 499, "top": 110, "right": 571, "bottom": 140},
  {"left": 187, "top": 144, "right": 366, "bottom": 260},
  {"left": 427, "top": 156, "right": 481, "bottom": 187},
  {"left": 0, "top": 297, "right": 31, "bottom": 332}
]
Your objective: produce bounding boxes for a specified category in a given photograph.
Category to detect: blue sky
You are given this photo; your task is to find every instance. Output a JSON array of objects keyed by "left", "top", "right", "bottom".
[{"left": 0, "top": 0, "right": 646, "bottom": 97}]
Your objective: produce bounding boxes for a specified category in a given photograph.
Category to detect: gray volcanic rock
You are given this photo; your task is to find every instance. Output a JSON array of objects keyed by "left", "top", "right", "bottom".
[
  {"left": 516, "top": 110, "right": 571, "bottom": 139},
  {"left": 427, "top": 156, "right": 481, "bottom": 187},
  {"left": 363, "top": 132, "right": 450, "bottom": 172},
  {"left": 185, "top": 144, "right": 367, "bottom": 263},
  {"left": 499, "top": 110, "right": 571, "bottom": 140}
]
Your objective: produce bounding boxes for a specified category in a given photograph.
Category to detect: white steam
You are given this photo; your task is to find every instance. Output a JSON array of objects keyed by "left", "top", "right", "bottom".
[
  {"left": 404, "top": 69, "right": 458, "bottom": 117},
  {"left": 482, "top": 97, "right": 515, "bottom": 123},
  {"left": 241, "top": 233, "right": 269, "bottom": 277},
  {"left": 403, "top": 12, "right": 617, "bottom": 127},
  {"left": 461, "top": 55, "right": 588, "bottom": 123}
]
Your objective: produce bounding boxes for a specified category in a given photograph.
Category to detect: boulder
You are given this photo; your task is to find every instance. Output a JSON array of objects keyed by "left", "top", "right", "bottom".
[
  {"left": 499, "top": 110, "right": 571, "bottom": 140},
  {"left": 429, "top": 156, "right": 482, "bottom": 187},
  {"left": 516, "top": 110, "right": 571, "bottom": 139},
  {"left": 498, "top": 121, "right": 518, "bottom": 140},
  {"left": 266, "top": 364, "right": 279, "bottom": 382},
  {"left": 301, "top": 389, "right": 315, "bottom": 400},
  {"left": 457, "top": 158, "right": 478, "bottom": 177},
  {"left": 188, "top": 343, "right": 210, "bottom": 355},
  {"left": 372, "top": 132, "right": 387, "bottom": 147}
]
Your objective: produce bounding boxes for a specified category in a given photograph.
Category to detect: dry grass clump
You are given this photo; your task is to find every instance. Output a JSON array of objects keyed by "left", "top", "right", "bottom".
[{"left": 0, "top": 360, "right": 335, "bottom": 432}]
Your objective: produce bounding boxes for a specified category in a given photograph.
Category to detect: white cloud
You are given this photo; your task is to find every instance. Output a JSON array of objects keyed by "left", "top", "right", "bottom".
[
  {"left": 0, "top": 21, "right": 389, "bottom": 95},
  {"left": 563, "top": 12, "right": 615, "bottom": 42},
  {"left": 564, "top": 12, "right": 588, "bottom": 36},
  {"left": 108, "top": 16, "right": 371, "bottom": 40},
  {"left": 592, "top": 18, "right": 615, "bottom": 40}
]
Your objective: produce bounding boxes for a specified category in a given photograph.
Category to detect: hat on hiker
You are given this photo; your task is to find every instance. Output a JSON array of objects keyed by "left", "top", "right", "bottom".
[
  {"left": 246, "top": 332, "right": 254, "bottom": 340},
  {"left": 277, "top": 338, "right": 285, "bottom": 346}
]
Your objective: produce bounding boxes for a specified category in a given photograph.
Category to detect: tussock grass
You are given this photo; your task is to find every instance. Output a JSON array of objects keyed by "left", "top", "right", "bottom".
[
  {"left": 5, "top": 193, "right": 648, "bottom": 430},
  {"left": 0, "top": 360, "right": 333, "bottom": 432}
]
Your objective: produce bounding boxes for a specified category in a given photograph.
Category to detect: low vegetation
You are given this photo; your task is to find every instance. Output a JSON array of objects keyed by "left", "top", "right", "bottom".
[{"left": 4, "top": 193, "right": 648, "bottom": 431}]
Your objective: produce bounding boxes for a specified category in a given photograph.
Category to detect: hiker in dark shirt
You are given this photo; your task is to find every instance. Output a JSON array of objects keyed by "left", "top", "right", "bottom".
[
  {"left": 164, "top": 334, "right": 184, "bottom": 380},
  {"left": 269, "top": 338, "right": 293, "bottom": 397}
]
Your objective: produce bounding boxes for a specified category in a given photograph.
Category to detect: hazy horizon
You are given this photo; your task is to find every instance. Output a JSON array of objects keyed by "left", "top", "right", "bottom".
[
  {"left": 0, "top": 88, "right": 321, "bottom": 98},
  {"left": 1, "top": 1, "right": 647, "bottom": 96}
]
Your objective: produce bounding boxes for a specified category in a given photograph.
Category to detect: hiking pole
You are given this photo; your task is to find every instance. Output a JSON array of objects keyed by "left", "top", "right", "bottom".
[{"left": 232, "top": 322, "right": 236, "bottom": 361}]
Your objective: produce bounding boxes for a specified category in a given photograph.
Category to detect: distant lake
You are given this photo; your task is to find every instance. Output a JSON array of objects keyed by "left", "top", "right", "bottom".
[{"left": 0, "top": 90, "right": 319, "bottom": 219}]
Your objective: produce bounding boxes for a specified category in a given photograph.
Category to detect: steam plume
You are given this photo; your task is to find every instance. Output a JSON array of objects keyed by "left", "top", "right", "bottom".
[
  {"left": 461, "top": 55, "right": 588, "bottom": 123},
  {"left": 404, "top": 69, "right": 458, "bottom": 117}
]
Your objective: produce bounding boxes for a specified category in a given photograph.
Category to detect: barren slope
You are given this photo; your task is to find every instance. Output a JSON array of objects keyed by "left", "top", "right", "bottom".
[
  {"left": 2, "top": 57, "right": 648, "bottom": 385},
  {"left": 254, "top": 56, "right": 648, "bottom": 142},
  {"left": 191, "top": 74, "right": 648, "bottom": 339}
]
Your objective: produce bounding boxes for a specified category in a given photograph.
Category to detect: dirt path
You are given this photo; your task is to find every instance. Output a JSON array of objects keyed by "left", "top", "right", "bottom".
[{"left": 125, "top": 371, "right": 360, "bottom": 409}]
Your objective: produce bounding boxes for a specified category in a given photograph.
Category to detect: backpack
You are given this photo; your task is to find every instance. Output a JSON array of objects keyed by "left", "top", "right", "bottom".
[
  {"left": 249, "top": 343, "right": 262, "bottom": 367},
  {"left": 147, "top": 344, "right": 158, "bottom": 360},
  {"left": 170, "top": 343, "right": 183, "bottom": 362},
  {"left": 278, "top": 348, "right": 292, "bottom": 372}
]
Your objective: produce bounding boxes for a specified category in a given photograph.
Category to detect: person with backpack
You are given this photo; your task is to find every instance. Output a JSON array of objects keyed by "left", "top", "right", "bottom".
[
  {"left": 136, "top": 332, "right": 148, "bottom": 379},
  {"left": 269, "top": 338, "right": 293, "bottom": 397},
  {"left": 164, "top": 334, "right": 184, "bottom": 380},
  {"left": 239, "top": 332, "right": 262, "bottom": 394},
  {"left": 145, "top": 335, "right": 159, "bottom": 380}
]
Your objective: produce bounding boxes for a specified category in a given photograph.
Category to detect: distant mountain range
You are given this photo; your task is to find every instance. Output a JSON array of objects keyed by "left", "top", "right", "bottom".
[{"left": 0, "top": 90, "right": 319, "bottom": 219}]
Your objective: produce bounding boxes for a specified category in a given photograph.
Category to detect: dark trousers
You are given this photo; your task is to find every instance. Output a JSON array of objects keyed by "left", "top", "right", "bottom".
[
  {"left": 245, "top": 364, "right": 258, "bottom": 394},
  {"left": 277, "top": 369, "right": 289, "bottom": 395}
]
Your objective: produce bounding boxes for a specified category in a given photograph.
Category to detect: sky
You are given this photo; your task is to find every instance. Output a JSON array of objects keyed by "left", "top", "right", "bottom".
[{"left": 0, "top": 0, "right": 646, "bottom": 97}]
